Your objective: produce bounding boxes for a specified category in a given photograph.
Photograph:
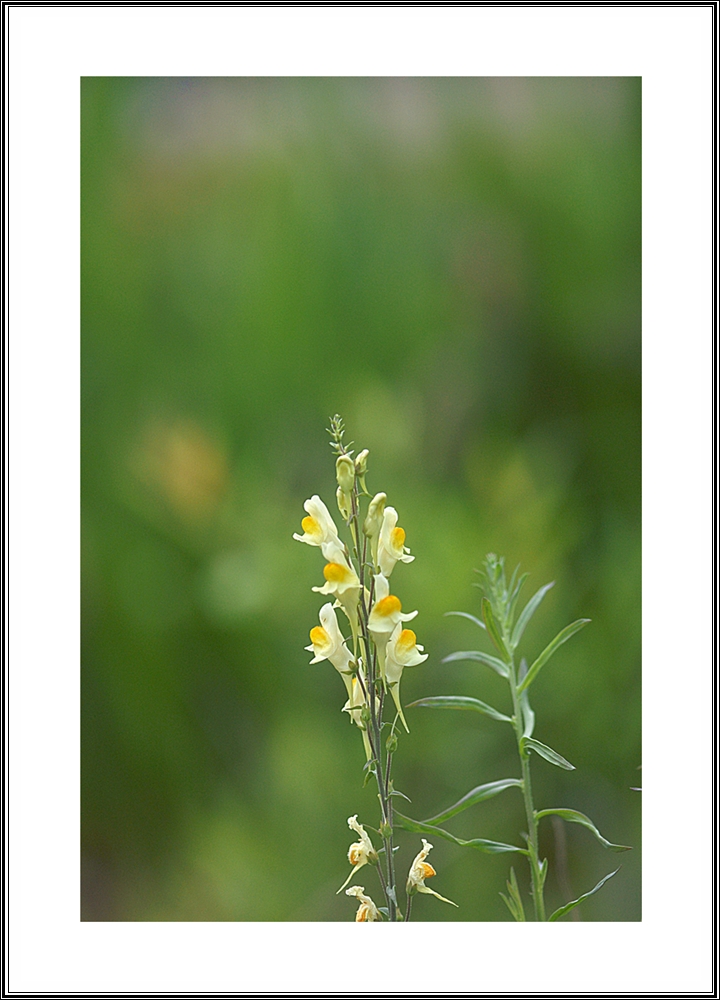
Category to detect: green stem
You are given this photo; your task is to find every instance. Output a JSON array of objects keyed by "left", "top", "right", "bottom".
[
  {"left": 349, "top": 477, "right": 397, "bottom": 921},
  {"left": 508, "top": 655, "right": 546, "bottom": 921}
]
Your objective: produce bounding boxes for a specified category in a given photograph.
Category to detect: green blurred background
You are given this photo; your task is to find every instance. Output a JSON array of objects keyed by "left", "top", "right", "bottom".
[{"left": 82, "top": 77, "right": 640, "bottom": 921}]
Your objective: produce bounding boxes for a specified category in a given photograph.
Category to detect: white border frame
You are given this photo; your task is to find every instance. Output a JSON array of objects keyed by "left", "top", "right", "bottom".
[{"left": 8, "top": 5, "right": 713, "bottom": 995}]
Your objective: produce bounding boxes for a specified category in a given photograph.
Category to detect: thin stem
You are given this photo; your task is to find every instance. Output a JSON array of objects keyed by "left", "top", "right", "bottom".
[
  {"left": 508, "top": 654, "right": 546, "bottom": 922},
  {"left": 348, "top": 475, "right": 397, "bottom": 921},
  {"left": 405, "top": 891, "right": 413, "bottom": 924}
]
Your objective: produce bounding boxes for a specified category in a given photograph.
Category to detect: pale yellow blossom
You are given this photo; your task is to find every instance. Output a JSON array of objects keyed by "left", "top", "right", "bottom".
[
  {"left": 293, "top": 495, "right": 342, "bottom": 561},
  {"left": 384, "top": 623, "right": 428, "bottom": 733},
  {"left": 377, "top": 506, "right": 414, "bottom": 577},
  {"left": 406, "top": 839, "right": 457, "bottom": 906},
  {"left": 345, "top": 885, "right": 382, "bottom": 921},
  {"left": 337, "top": 815, "right": 379, "bottom": 892},
  {"left": 306, "top": 603, "right": 355, "bottom": 696}
]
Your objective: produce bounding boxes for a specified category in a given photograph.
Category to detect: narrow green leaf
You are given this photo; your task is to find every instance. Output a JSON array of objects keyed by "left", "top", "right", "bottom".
[
  {"left": 407, "top": 695, "right": 511, "bottom": 724},
  {"left": 499, "top": 892, "right": 521, "bottom": 921},
  {"left": 395, "top": 813, "right": 528, "bottom": 855},
  {"left": 538, "top": 857, "right": 548, "bottom": 890},
  {"left": 481, "top": 597, "right": 511, "bottom": 663},
  {"left": 389, "top": 788, "right": 412, "bottom": 803},
  {"left": 511, "top": 581, "right": 555, "bottom": 650},
  {"left": 535, "top": 809, "right": 632, "bottom": 852},
  {"left": 506, "top": 866, "right": 526, "bottom": 921},
  {"left": 524, "top": 737, "right": 575, "bottom": 770},
  {"left": 517, "top": 619, "right": 591, "bottom": 694},
  {"left": 549, "top": 868, "right": 620, "bottom": 922},
  {"left": 441, "top": 649, "right": 509, "bottom": 678},
  {"left": 422, "top": 778, "right": 523, "bottom": 825},
  {"left": 444, "top": 610, "right": 486, "bottom": 630},
  {"left": 507, "top": 571, "right": 529, "bottom": 633},
  {"left": 518, "top": 659, "right": 535, "bottom": 738}
]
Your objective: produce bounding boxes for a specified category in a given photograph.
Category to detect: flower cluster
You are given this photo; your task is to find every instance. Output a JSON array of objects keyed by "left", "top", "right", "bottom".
[
  {"left": 294, "top": 446, "right": 427, "bottom": 749},
  {"left": 293, "top": 418, "right": 447, "bottom": 922}
]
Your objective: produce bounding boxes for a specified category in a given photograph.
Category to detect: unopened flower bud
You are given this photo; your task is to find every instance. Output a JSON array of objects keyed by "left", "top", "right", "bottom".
[
  {"left": 336, "top": 455, "right": 355, "bottom": 494},
  {"left": 363, "top": 492, "right": 386, "bottom": 538},
  {"left": 336, "top": 485, "right": 351, "bottom": 521},
  {"left": 354, "top": 449, "right": 370, "bottom": 494}
]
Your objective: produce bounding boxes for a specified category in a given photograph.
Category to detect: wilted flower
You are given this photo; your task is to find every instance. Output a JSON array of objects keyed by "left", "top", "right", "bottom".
[
  {"left": 342, "top": 672, "right": 374, "bottom": 760},
  {"left": 384, "top": 623, "right": 428, "bottom": 732},
  {"left": 406, "top": 839, "right": 457, "bottom": 906},
  {"left": 377, "top": 506, "right": 414, "bottom": 577},
  {"left": 337, "top": 815, "right": 379, "bottom": 892},
  {"left": 345, "top": 885, "right": 382, "bottom": 921}
]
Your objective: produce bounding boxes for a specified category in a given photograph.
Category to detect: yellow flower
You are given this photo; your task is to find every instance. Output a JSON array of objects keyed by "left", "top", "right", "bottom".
[
  {"left": 377, "top": 506, "right": 414, "bottom": 577},
  {"left": 293, "top": 495, "right": 343, "bottom": 561},
  {"left": 312, "top": 557, "right": 361, "bottom": 599},
  {"left": 337, "top": 815, "right": 379, "bottom": 892},
  {"left": 368, "top": 573, "right": 417, "bottom": 640},
  {"left": 345, "top": 885, "right": 382, "bottom": 921},
  {"left": 306, "top": 602, "right": 354, "bottom": 690},
  {"left": 384, "top": 623, "right": 428, "bottom": 733},
  {"left": 406, "top": 839, "right": 457, "bottom": 906}
]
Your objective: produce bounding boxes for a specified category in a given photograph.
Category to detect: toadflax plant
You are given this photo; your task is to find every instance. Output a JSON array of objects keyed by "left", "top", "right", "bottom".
[
  {"left": 397, "top": 553, "right": 631, "bottom": 921},
  {"left": 293, "top": 416, "right": 456, "bottom": 922}
]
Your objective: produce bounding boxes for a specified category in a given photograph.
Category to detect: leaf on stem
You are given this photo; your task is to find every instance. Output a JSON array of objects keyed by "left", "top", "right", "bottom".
[
  {"left": 441, "top": 650, "right": 509, "bottom": 678},
  {"left": 516, "top": 619, "right": 591, "bottom": 694},
  {"left": 523, "top": 737, "right": 575, "bottom": 770},
  {"left": 481, "top": 597, "right": 511, "bottom": 663},
  {"left": 535, "top": 808, "right": 631, "bottom": 851},
  {"left": 518, "top": 658, "right": 535, "bottom": 738},
  {"left": 507, "top": 572, "right": 529, "bottom": 635},
  {"left": 395, "top": 812, "right": 528, "bottom": 854},
  {"left": 511, "top": 581, "right": 555, "bottom": 650},
  {"left": 548, "top": 868, "right": 621, "bottom": 922},
  {"left": 444, "top": 610, "right": 486, "bottom": 630},
  {"left": 499, "top": 867, "right": 526, "bottom": 922},
  {"left": 407, "top": 695, "right": 512, "bottom": 724},
  {"left": 421, "top": 778, "right": 523, "bottom": 825}
]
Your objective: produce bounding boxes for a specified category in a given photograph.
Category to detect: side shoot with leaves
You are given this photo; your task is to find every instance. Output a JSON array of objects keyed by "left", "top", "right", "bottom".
[{"left": 397, "top": 553, "right": 631, "bottom": 921}]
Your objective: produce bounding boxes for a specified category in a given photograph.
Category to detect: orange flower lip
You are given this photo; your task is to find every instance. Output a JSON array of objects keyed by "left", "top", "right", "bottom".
[
  {"left": 397, "top": 628, "right": 417, "bottom": 651},
  {"left": 323, "top": 562, "right": 351, "bottom": 583},
  {"left": 374, "top": 594, "right": 402, "bottom": 617},
  {"left": 301, "top": 515, "right": 321, "bottom": 536},
  {"left": 309, "top": 625, "right": 330, "bottom": 647}
]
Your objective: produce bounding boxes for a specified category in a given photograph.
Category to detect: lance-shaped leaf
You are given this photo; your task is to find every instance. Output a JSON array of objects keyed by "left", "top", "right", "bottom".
[
  {"left": 395, "top": 812, "right": 527, "bottom": 855},
  {"left": 511, "top": 581, "right": 555, "bottom": 650},
  {"left": 444, "top": 610, "right": 486, "bottom": 630},
  {"left": 422, "top": 778, "right": 523, "bottom": 825},
  {"left": 524, "top": 737, "right": 575, "bottom": 770},
  {"left": 481, "top": 597, "right": 511, "bottom": 663},
  {"left": 535, "top": 808, "right": 631, "bottom": 852},
  {"left": 441, "top": 649, "right": 509, "bottom": 678},
  {"left": 516, "top": 618, "right": 591, "bottom": 694},
  {"left": 549, "top": 868, "right": 620, "bottom": 922},
  {"left": 500, "top": 866, "right": 526, "bottom": 922},
  {"left": 408, "top": 695, "right": 511, "bottom": 724},
  {"left": 507, "top": 571, "right": 529, "bottom": 635},
  {"left": 518, "top": 658, "right": 535, "bottom": 738}
]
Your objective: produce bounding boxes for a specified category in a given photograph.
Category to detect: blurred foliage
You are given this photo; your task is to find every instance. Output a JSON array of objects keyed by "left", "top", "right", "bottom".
[{"left": 82, "top": 77, "right": 640, "bottom": 921}]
